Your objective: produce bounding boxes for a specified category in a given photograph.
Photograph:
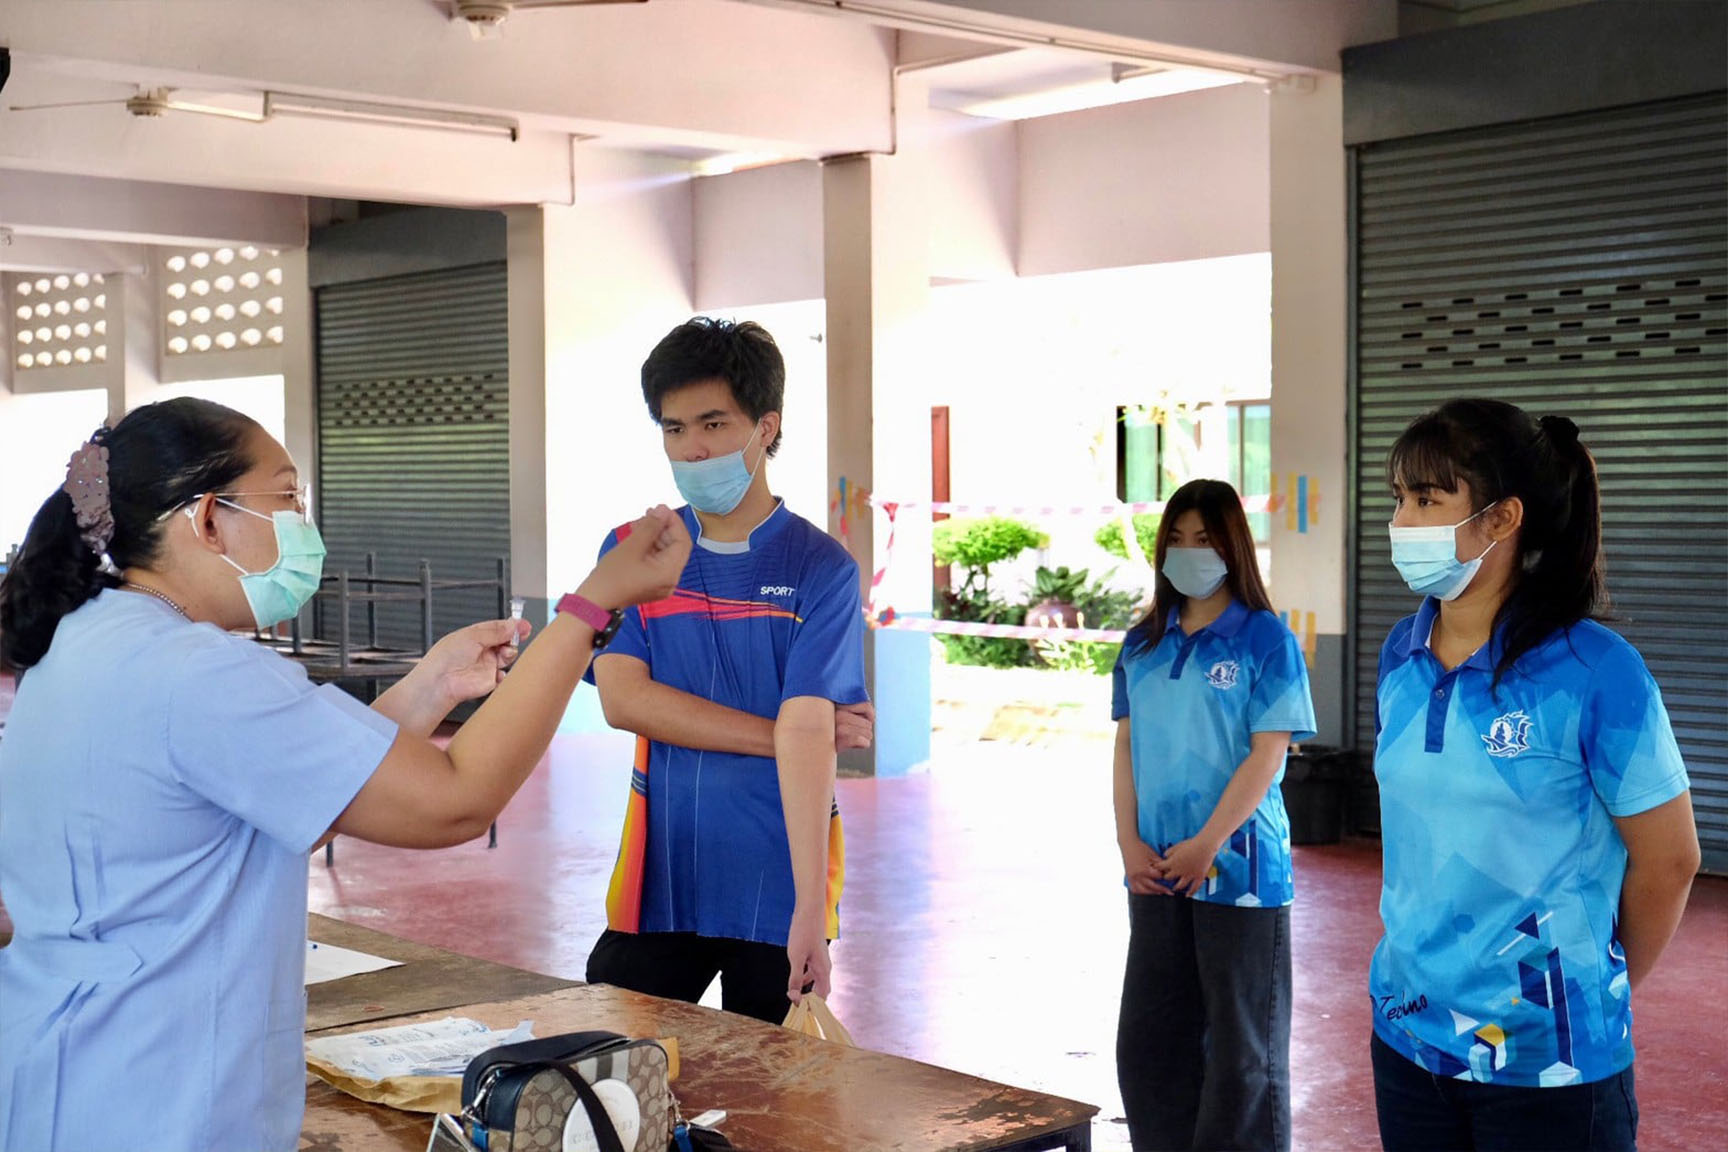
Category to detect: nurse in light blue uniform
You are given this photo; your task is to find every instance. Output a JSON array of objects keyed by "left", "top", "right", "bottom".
[
  {"left": 1112, "top": 479, "right": 1316, "bottom": 1152},
  {"left": 1370, "top": 399, "right": 1698, "bottom": 1152},
  {"left": 1, "top": 594, "right": 395, "bottom": 1150},
  {"left": 0, "top": 398, "right": 692, "bottom": 1151}
]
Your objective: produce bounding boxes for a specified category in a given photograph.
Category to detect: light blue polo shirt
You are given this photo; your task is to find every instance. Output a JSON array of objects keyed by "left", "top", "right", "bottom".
[
  {"left": 0, "top": 590, "right": 395, "bottom": 1151},
  {"left": 1111, "top": 600, "right": 1317, "bottom": 907},
  {"left": 1371, "top": 598, "right": 1690, "bottom": 1087}
]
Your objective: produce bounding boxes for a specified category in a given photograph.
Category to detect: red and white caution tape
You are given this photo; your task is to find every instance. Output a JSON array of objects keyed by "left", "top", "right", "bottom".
[
  {"left": 865, "top": 501, "right": 899, "bottom": 622},
  {"left": 866, "top": 495, "right": 1270, "bottom": 517},
  {"left": 872, "top": 616, "right": 1126, "bottom": 643},
  {"left": 859, "top": 493, "right": 1268, "bottom": 637}
]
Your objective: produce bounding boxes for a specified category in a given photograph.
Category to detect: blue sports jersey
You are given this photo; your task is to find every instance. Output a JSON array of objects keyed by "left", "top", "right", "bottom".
[
  {"left": 1111, "top": 600, "right": 1317, "bottom": 907},
  {"left": 1371, "top": 599, "right": 1690, "bottom": 1087},
  {"left": 591, "top": 502, "right": 868, "bottom": 947}
]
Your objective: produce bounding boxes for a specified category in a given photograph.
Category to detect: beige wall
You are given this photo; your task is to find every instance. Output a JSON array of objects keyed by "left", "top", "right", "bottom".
[
  {"left": 1016, "top": 83, "right": 1271, "bottom": 276},
  {"left": 694, "top": 162, "right": 825, "bottom": 310}
]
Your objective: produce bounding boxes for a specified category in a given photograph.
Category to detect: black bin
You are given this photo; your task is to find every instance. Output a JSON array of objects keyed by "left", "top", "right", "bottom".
[{"left": 1280, "top": 745, "right": 1352, "bottom": 845}]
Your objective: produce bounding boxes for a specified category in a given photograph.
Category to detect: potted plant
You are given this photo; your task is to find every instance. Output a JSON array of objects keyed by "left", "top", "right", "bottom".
[{"left": 1025, "top": 564, "right": 1089, "bottom": 631}]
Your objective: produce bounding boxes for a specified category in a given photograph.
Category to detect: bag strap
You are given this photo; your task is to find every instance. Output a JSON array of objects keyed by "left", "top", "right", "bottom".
[
  {"left": 461, "top": 1030, "right": 623, "bottom": 1105},
  {"left": 544, "top": 1061, "right": 627, "bottom": 1152}
]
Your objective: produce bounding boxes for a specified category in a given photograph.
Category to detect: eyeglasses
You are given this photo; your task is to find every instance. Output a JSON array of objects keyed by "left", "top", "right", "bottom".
[
  {"left": 214, "top": 484, "right": 313, "bottom": 522},
  {"left": 159, "top": 484, "right": 314, "bottom": 525}
]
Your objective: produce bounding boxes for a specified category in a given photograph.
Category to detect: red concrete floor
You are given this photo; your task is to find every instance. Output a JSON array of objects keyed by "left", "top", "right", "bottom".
[
  {"left": 0, "top": 667, "right": 1722, "bottom": 1149},
  {"left": 295, "top": 732, "right": 1728, "bottom": 1152}
]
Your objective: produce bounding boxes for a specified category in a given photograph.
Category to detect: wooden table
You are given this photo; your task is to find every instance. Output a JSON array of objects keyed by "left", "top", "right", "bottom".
[
  {"left": 306, "top": 914, "right": 577, "bottom": 1032},
  {"left": 301, "top": 970, "right": 1095, "bottom": 1152}
]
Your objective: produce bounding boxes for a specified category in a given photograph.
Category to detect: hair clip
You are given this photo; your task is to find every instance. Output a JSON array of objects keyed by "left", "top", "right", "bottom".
[{"left": 63, "top": 435, "right": 116, "bottom": 556}]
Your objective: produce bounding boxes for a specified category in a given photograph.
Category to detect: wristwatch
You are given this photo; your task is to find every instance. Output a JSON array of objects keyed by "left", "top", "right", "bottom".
[{"left": 555, "top": 592, "right": 625, "bottom": 649}]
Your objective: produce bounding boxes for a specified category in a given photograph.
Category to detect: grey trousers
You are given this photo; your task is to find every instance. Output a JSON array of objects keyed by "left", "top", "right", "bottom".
[{"left": 1117, "top": 892, "right": 1293, "bottom": 1152}]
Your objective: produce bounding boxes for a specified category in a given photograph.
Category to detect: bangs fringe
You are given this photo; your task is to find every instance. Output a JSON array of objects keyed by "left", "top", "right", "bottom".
[{"left": 1387, "top": 419, "right": 1464, "bottom": 494}]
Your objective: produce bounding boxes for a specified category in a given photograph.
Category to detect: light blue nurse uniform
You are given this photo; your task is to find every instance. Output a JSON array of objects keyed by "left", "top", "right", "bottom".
[{"left": 0, "top": 589, "right": 397, "bottom": 1151}]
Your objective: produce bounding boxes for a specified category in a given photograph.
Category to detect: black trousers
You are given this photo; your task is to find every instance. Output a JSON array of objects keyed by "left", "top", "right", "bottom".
[
  {"left": 585, "top": 928, "right": 792, "bottom": 1025},
  {"left": 1372, "top": 1033, "right": 1639, "bottom": 1151},
  {"left": 1117, "top": 893, "right": 1293, "bottom": 1152}
]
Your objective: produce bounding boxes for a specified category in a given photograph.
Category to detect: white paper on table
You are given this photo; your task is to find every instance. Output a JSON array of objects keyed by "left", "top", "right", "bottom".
[
  {"left": 304, "top": 939, "right": 405, "bottom": 986},
  {"left": 305, "top": 1017, "right": 536, "bottom": 1080}
]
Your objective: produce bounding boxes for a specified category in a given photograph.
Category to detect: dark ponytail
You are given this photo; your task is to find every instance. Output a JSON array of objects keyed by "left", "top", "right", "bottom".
[
  {"left": 1387, "top": 398, "right": 1606, "bottom": 687},
  {"left": 0, "top": 398, "right": 259, "bottom": 670}
]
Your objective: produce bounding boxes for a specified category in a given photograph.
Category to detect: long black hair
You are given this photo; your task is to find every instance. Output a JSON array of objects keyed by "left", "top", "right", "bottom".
[
  {"left": 1387, "top": 397, "right": 1604, "bottom": 686},
  {"left": 1123, "top": 478, "right": 1272, "bottom": 655},
  {"left": 0, "top": 397, "right": 259, "bottom": 670}
]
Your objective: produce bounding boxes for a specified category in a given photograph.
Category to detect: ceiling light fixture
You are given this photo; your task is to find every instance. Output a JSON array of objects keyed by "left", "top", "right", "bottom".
[
  {"left": 690, "top": 151, "right": 793, "bottom": 177},
  {"left": 938, "top": 67, "right": 1244, "bottom": 121},
  {"left": 9, "top": 85, "right": 520, "bottom": 140},
  {"left": 263, "top": 92, "right": 519, "bottom": 140},
  {"left": 755, "top": 0, "right": 1289, "bottom": 83}
]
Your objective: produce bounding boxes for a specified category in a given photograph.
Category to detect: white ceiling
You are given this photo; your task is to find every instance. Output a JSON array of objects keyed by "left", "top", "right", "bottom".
[{"left": 0, "top": 0, "right": 1386, "bottom": 264}]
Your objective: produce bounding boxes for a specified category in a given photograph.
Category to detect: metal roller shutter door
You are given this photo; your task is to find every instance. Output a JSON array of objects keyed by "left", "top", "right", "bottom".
[
  {"left": 316, "top": 262, "right": 510, "bottom": 654},
  {"left": 1351, "top": 93, "right": 1728, "bottom": 869}
]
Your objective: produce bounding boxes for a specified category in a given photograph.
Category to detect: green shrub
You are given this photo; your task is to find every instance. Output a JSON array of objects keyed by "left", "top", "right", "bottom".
[
  {"left": 933, "top": 517, "right": 1048, "bottom": 588},
  {"left": 1029, "top": 564, "right": 1089, "bottom": 604},
  {"left": 935, "top": 585, "right": 1034, "bottom": 668},
  {"left": 931, "top": 521, "right": 1150, "bottom": 675},
  {"left": 1094, "top": 514, "right": 1161, "bottom": 562}
]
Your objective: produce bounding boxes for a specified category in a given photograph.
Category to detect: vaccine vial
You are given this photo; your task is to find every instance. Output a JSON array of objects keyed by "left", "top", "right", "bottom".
[{"left": 509, "top": 596, "right": 525, "bottom": 647}]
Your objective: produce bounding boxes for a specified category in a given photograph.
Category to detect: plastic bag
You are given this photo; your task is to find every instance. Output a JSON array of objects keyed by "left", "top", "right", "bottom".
[{"left": 781, "top": 995, "right": 855, "bottom": 1046}]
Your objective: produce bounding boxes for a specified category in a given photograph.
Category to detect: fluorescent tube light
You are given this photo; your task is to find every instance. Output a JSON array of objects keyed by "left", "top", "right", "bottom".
[
  {"left": 264, "top": 92, "right": 519, "bottom": 140},
  {"left": 754, "top": 0, "right": 1287, "bottom": 83},
  {"left": 691, "top": 151, "right": 793, "bottom": 177},
  {"left": 938, "top": 70, "right": 1243, "bottom": 121}
]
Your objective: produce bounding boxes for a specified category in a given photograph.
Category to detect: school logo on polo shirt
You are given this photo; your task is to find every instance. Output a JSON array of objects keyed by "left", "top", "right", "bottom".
[
  {"left": 1482, "top": 710, "right": 1533, "bottom": 758},
  {"left": 1205, "top": 660, "right": 1240, "bottom": 689}
]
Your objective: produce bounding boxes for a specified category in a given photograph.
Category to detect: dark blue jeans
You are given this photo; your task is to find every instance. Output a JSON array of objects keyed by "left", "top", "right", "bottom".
[
  {"left": 1117, "top": 893, "right": 1292, "bottom": 1151},
  {"left": 1372, "top": 1032, "right": 1639, "bottom": 1151}
]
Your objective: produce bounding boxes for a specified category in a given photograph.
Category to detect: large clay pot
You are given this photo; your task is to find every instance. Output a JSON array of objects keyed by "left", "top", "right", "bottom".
[
  {"left": 1026, "top": 597, "right": 1079, "bottom": 630},
  {"left": 1026, "top": 597, "right": 1079, "bottom": 661}
]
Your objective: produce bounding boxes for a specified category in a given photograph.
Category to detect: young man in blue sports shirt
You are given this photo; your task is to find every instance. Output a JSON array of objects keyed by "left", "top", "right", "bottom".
[{"left": 584, "top": 317, "right": 873, "bottom": 1024}]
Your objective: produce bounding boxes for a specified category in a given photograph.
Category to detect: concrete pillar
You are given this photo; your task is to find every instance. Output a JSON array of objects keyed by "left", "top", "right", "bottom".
[
  {"left": 505, "top": 207, "right": 553, "bottom": 627},
  {"left": 822, "top": 136, "right": 934, "bottom": 777},
  {"left": 278, "top": 248, "right": 316, "bottom": 483},
  {"left": 115, "top": 261, "right": 157, "bottom": 424},
  {"left": 508, "top": 148, "right": 695, "bottom": 731},
  {"left": 1267, "top": 73, "right": 1348, "bottom": 745}
]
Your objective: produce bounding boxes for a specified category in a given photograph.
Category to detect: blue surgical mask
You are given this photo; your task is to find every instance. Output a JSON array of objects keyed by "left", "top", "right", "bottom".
[
  {"left": 670, "top": 424, "right": 762, "bottom": 516},
  {"left": 1386, "top": 503, "right": 1497, "bottom": 602},
  {"left": 206, "top": 500, "right": 328, "bottom": 627},
  {"left": 1162, "top": 547, "right": 1229, "bottom": 599}
]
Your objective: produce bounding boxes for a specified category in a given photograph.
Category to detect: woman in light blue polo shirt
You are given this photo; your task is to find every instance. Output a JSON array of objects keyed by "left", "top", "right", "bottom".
[
  {"left": 1112, "top": 478, "right": 1316, "bottom": 1152},
  {"left": 0, "top": 398, "right": 690, "bottom": 1152},
  {"left": 1372, "top": 398, "right": 1699, "bottom": 1151}
]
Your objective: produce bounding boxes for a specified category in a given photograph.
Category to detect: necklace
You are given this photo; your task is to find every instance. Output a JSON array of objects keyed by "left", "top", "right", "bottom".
[{"left": 122, "top": 581, "right": 190, "bottom": 620}]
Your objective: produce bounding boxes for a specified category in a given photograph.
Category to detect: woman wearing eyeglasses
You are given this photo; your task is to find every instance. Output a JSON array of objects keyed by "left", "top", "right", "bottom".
[{"left": 0, "top": 397, "right": 691, "bottom": 1152}]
